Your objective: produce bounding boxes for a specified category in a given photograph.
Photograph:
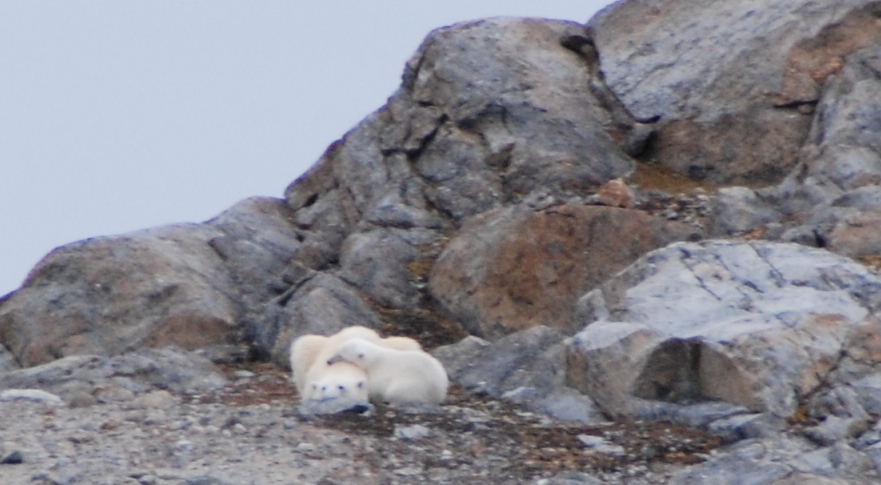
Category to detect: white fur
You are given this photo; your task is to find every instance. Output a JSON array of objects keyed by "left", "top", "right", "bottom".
[
  {"left": 290, "top": 326, "right": 423, "bottom": 402},
  {"left": 328, "top": 337, "right": 449, "bottom": 405}
]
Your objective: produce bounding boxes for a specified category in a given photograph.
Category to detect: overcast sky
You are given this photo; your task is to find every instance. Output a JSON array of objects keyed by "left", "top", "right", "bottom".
[{"left": 0, "top": 1, "right": 614, "bottom": 296}]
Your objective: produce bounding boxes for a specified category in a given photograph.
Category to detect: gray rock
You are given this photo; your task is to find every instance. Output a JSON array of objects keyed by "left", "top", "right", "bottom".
[
  {"left": 708, "top": 413, "right": 786, "bottom": 442},
  {"left": 577, "top": 434, "right": 625, "bottom": 456},
  {"left": 393, "top": 424, "right": 431, "bottom": 440},
  {"left": 801, "top": 44, "right": 881, "bottom": 193},
  {"left": 668, "top": 437, "right": 818, "bottom": 485},
  {"left": 402, "top": 17, "right": 638, "bottom": 203},
  {"left": 867, "top": 441, "right": 881, "bottom": 475},
  {"left": 539, "top": 471, "right": 602, "bottom": 485},
  {"left": 0, "top": 389, "right": 64, "bottom": 406},
  {"left": 434, "top": 326, "right": 565, "bottom": 398},
  {"left": 567, "top": 240, "right": 881, "bottom": 419},
  {"left": 297, "top": 397, "right": 372, "bottom": 417},
  {"left": 712, "top": 187, "right": 782, "bottom": 236},
  {"left": 803, "top": 415, "right": 870, "bottom": 447},
  {"left": 131, "top": 390, "right": 175, "bottom": 409},
  {"left": 255, "top": 273, "right": 383, "bottom": 367},
  {"left": 339, "top": 229, "right": 424, "bottom": 309},
  {"left": 851, "top": 374, "right": 881, "bottom": 415},
  {"left": 533, "top": 387, "right": 606, "bottom": 424},
  {"left": 0, "top": 450, "right": 23, "bottom": 465},
  {"left": 590, "top": 0, "right": 881, "bottom": 186},
  {"left": 760, "top": 42, "right": 881, "bottom": 261},
  {"left": 0, "top": 346, "right": 227, "bottom": 402},
  {"left": 284, "top": 17, "right": 645, "bottom": 250},
  {"left": 829, "top": 442, "right": 875, "bottom": 475},
  {"left": 186, "top": 477, "right": 234, "bottom": 485},
  {"left": 807, "top": 385, "right": 872, "bottom": 423},
  {"left": 435, "top": 326, "right": 607, "bottom": 424},
  {"left": 0, "top": 197, "right": 301, "bottom": 367}
]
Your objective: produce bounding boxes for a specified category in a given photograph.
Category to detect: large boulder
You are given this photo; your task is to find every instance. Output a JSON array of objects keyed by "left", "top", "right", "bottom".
[
  {"left": 567, "top": 240, "right": 881, "bottom": 419},
  {"left": 430, "top": 202, "right": 700, "bottom": 339},
  {"left": 285, "top": 18, "right": 644, "bottom": 225},
  {"left": 590, "top": 0, "right": 881, "bottom": 186},
  {"left": 0, "top": 197, "right": 301, "bottom": 367}
]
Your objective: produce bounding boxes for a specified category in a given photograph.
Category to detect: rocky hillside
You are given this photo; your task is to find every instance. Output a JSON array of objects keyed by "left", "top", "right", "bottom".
[{"left": 4, "top": 0, "right": 881, "bottom": 483}]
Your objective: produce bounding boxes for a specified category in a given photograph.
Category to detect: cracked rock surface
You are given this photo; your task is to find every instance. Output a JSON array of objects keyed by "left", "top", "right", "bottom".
[{"left": 569, "top": 240, "right": 881, "bottom": 420}]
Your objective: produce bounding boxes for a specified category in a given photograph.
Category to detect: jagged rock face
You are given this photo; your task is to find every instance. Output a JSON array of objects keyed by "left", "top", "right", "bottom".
[
  {"left": 590, "top": 0, "right": 881, "bottom": 186},
  {"left": 0, "top": 17, "right": 649, "bottom": 367},
  {"left": 284, "top": 17, "right": 641, "bottom": 226},
  {"left": 566, "top": 240, "right": 881, "bottom": 419},
  {"left": 429, "top": 203, "right": 700, "bottom": 339}
]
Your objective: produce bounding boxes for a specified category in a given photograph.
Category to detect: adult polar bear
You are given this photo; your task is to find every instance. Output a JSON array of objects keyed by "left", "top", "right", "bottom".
[
  {"left": 290, "top": 326, "right": 421, "bottom": 402},
  {"left": 327, "top": 337, "right": 449, "bottom": 405}
]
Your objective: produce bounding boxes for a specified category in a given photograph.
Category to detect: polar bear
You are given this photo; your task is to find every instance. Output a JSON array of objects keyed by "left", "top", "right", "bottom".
[
  {"left": 290, "top": 326, "right": 422, "bottom": 402},
  {"left": 326, "top": 337, "right": 448, "bottom": 405}
]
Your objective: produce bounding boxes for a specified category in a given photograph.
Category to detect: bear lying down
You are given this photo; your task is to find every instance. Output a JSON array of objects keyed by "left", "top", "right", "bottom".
[{"left": 290, "top": 326, "right": 447, "bottom": 406}]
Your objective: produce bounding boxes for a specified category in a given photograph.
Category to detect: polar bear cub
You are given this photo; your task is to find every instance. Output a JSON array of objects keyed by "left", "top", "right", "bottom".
[
  {"left": 327, "top": 337, "right": 449, "bottom": 405},
  {"left": 290, "top": 326, "right": 421, "bottom": 402}
]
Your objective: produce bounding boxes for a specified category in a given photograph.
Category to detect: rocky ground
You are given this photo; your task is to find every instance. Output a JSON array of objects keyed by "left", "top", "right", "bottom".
[{"left": 1, "top": 362, "right": 731, "bottom": 485}]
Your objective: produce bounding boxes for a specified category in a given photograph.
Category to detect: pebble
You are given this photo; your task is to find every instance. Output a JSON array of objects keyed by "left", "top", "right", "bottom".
[
  {"left": 577, "top": 434, "right": 626, "bottom": 456},
  {"left": 133, "top": 390, "right": 175, "bottom": 409},
  {"left": 394, "top": 424, "right": 431, "bottom": 440},
  {"left": 1, "top": 450, "right": 24, "bottom": 464},
  {"left": 296, "top": 442, "right": 316, "bottom": 453}
]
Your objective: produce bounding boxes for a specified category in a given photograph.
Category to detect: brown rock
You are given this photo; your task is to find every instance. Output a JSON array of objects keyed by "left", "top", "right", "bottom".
[
  {"left": 0, "top": 226, "right": 238, "bottom": 367},
  {"left": 428, "top": 204, "right": 700, "bottom": 339},
  {"left": 0, "top": 197, "right": 303, "bottom": 367}
]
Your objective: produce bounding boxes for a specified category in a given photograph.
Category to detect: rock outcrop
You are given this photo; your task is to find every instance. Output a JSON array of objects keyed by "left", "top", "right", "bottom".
[
  {"left": 590, "top": 0, "right": 881, "bottom": 186},
  {"left": 5, "top": 0, "right": 881, "bottom": 483}
]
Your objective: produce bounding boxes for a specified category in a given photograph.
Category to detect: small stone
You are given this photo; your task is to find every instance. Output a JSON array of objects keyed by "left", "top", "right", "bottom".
[
  {"left": 297, "top": 442, "right": 316, "bottom": 453},
  {"left": 394, "top": 466, "right": 423, "bottom": 476},
  {"left": 1, "top": 450, "right": 24, "bottom": 465},
  {"left": 133, "top": 390, "right": 175, "bottom": 409},
  {"left": 68, "top": 391, "right": 98, "bottom": 408},
  {"left": 662, "top": 208, "right": 678, "bottom": 220},
  {"left": 138, "top": 474, "right": 158, "bottom": 485},
  {"left": 94, "top": 386, "right": 136, "bottom": 403},
  {"left": 233, "top": 370, "right": 255, "bottom": 379},
  {"left": 596, "top": 178, "right": 635, "bottom": 208},
  {"left": 394, "top": 424, "right": 431, "bottom": 440},
  {"left": 577, "top": 434, "right": 626, "bottom": 456}
]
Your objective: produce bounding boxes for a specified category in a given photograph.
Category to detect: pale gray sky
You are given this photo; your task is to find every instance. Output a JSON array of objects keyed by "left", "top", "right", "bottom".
[{"left": 1, "top": 1, "right": 614, "bottom": 296}]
